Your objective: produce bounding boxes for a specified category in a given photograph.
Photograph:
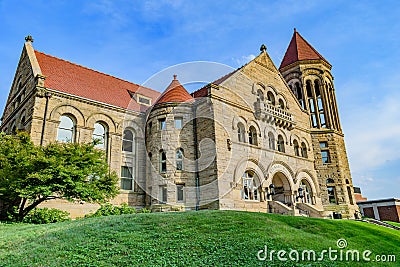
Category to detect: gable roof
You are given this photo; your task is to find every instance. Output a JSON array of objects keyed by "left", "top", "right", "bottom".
[
  {"left": 279, "top": 29, "right": 329, "bottom": 70},
  {"left": 34, "top": 51, "right": 160, "bottom": 112},
  {"left": 154, "top": 75, "right": 194, "bottom": 105}
]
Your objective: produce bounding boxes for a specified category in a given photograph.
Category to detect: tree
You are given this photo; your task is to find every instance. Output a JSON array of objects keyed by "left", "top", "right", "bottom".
[{"left": 0, "top": 132, "right": 119, "bottom": 221}]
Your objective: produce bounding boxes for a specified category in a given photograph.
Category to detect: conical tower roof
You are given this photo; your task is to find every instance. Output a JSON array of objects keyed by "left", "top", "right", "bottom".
[
  {"left": 154, "top": 75, "right": 194, "bottom": 105},
  {"left": 279, "top": 29, "right": 329, "bottom": 70}
]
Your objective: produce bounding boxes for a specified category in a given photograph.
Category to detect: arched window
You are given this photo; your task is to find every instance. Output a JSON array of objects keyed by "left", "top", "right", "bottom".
[
  {"left": 326, "top": 178, "right": 335, "bottom": 184},
  {"left": 57, "top": 115, "right": 75, "bottom": 142},
  {"left": 176, "top": 148, "right": 183, "bottom": 171},
  {"left": 248, "top": 126, "right": 257, "bottom": 145},
  {"left": 11, "top": 121, "right": 16, "bottom": 135},
  {"left": 278, "top": 99, "right": 285, "bottom": 109},
  {"left": 277, "top": 135, "right": 285, "bottom": 153},
  {"left": 160, "top": 150, "right": 167, "bottom": 173},
  {"left": 93, "top": 122, "right": 107, "bottom": 150},
  {"left": 237, "top": 123, "right": 245, "bottom": 142},
  {"left": 268, "top": 132, "right": 275, "bottom": 150},
  {"left": 241, "top": 171, "right": 259, "bottom": 201},
  {"left": 267, "top": 91, "right": 275, "bottom": 105},
  {"left": 122, "top": 129, "right": 134, "bottom": 152},
  {"left": 293, "top": 140, "right": 300, "bottom": 156},
  {"left": 257, "top": 89, "right": 264, "bottom": 101},
  {"left": 301, "top": 142, "right": 308, "bottom": 158},
  {"left": 295, "top": 82, "right": 305, "bottom": 109}
]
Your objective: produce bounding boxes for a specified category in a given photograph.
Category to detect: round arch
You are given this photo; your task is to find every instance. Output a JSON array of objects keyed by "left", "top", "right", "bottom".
[
  {"left": 50, "top": 104, "right": 85, "bottom": 127},
  {"left": 232, "top": 116, "right": 247, "bottom": 130},
  {"left": 87, "top": 113, "right": 117, "bottom": 133},
  {"left": 233, "top": 158, "right": 267, "bottom": 186}
]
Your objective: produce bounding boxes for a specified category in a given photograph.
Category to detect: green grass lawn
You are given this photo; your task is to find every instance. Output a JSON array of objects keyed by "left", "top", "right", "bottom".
[{"left": 0, "top": 210, "right": 399, "bottom": 266}]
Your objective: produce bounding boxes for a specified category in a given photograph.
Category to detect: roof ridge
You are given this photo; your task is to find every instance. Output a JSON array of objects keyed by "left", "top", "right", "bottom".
[{"left": 34, "top": 50, "right": 160, "bottom": 94}]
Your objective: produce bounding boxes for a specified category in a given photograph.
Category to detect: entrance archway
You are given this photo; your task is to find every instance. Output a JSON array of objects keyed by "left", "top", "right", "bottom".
[{"left": 271, "top": 172, "right": 293, "bottom": 205}]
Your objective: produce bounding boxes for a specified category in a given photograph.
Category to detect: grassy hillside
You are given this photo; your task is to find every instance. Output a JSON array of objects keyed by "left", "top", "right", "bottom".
[{"left": 0, "top": 210, "right": 399, "bottom": 266}]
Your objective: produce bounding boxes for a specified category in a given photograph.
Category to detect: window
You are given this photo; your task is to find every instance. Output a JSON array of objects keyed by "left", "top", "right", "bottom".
[
  {"left": 268, "top": 132, "right": 275, "bottom": 150},
  {"left": 257, "top": 89, "right": 264, "bottom": 101},
  {"left": 148, "top": 122, "right": 152, "bottom": 135},
  {"left": 326, "top": 178, "right": 335, "bottom": 184},
  {"left": 301, "top": 142, "right": 307, "bottom": 158},
  {"left": 176, "top": 148, "right": 183, "bottom": 171},
  {"left": 241, "top": 171, "right": 259, "bottom": 201},
  {"left": 160, "top": 150, "right": 167, "bottom": 173},
  {"left": 267, "top": 91, "right": 275, "bottom": 105},
  {"left": 138, "top": 96, "right": 151, "bottom": 106},
  {"left": 293, "top": 140, "right": 300, "bottom": 156},
  {"left": 347, "top": 186, "right": 354, "bottom": 205},
  {"left": 237, "top": 123, "right": 245, "bottom": 142},
  {"left": 327, "top": 186, "right": 337, "bottom": 204},
  {"left": 248, "top": 126, "right": 257, "bottom": 145},
  {"left": 277, "top": 135, "right": 285, "bottom": 153},
  {"left": 320, "top": 141, "right": 328, "bottom": 148},
  {"left": 300, "top": 181, "right": 312, "bottom": 204},
  {"left": 122, "top": 129, "right": 134, "bottom": 152},
  {"left": 295, "top": 82, "right": 305, "bottom": 109},
  {"left": 160, "top": 185, "right": 167, "bottom": 203},
  {"left": 174, "top": 117, "right": 183, "bottom": 129},
  {"left": 57, "top": 115, "right": 75, "bottom": 142},
  {"left": 177, "top": 184, "right": 184, "bottom": 202},
  {"left": 321, "top": 151, "right": 330, "bottom": 164},
  {"left": 159, "top": 118, "right": 166, "bottom": 130},
  {"left": 121, "top": 166, "right": 134, "bottom": 190},
  {"left": 92, "top": 122, "right": 107, "bottom": 150},
  {"left": 278, "top": 99, "right": 285, "bottom": 109}
]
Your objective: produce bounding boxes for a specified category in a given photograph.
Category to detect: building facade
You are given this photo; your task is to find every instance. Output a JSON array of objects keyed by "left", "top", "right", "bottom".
[{"left": 0, "top": 31, "right": 359, "bottom": 218}]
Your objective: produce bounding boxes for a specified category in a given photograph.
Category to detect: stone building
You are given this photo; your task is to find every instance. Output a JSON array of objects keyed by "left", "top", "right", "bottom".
[{"left": 0, "top": 30, "right": 359, "bottom": 218}]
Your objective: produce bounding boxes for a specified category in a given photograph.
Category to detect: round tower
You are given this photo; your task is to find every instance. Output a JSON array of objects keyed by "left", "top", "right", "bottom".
[{"left": 145, "top": 75, "right": 196, "bottom": 211}]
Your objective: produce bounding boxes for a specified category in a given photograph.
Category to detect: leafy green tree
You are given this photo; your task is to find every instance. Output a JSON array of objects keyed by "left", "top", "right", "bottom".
[{"left": 0, "top": 132, "right": 119, "bottom": 221}]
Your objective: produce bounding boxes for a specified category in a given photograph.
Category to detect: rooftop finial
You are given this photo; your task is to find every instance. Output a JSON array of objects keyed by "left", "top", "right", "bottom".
[
  {"left": 260, "top": 44, "right": 267, "bottom": 53},
  {"left": 173, "top": 74, "right": 177, "bottom": 80},
  {"left": 25, "top": 35, "right": 34, "bottom": 43},
  {"left": 294, "top": 28, "right": 297, "bottom": 33}
]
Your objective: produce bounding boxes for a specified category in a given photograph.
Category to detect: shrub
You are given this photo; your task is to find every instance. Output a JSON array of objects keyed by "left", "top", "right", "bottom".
[
  {"left": 139, "top": 208, "right": 151, "bottom": 213},
  {"left": 23, "top": 208, "right": 70, "bottom": 224},
  {"left": 86, "top": 203, "right": 137, "bottom": 218}
]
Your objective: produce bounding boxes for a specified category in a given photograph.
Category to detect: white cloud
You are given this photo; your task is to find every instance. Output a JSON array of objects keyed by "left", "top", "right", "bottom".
[{"left": 343, "top": 89, "right": 400, "bottom": 173}]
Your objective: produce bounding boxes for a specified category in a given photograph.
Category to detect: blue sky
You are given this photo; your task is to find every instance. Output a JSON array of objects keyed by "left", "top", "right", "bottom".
[{"left": 0, "top": 0, "right": 399, "bottom": 200}]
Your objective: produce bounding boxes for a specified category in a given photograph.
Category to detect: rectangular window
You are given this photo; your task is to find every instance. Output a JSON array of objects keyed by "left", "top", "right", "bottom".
[
  {"left": 321, "top": 150, "right": 330, "bottom": 164},
  {"left": 174, "top": 117, "right": 183, "bottom": 129},
  {"left": 121, "top": 166, "right": 134, "bottom": 190},
  {"left": 159, "top": 118, "right": 166, "bottom": 130},
  {"left": 160, "top": 185, "right": 167, "bottom": 203},
  {"left": 327, "top": 186, "right": 337, "bottom": 204},
  {"left": 311, "top": 114, "right": 318, "bottom": 128},
  {"left": 160, "top": 152, "right": 167, "bottom": 173},
  {"left": 148, "top": 122, "right": 152, "bottom": 135},
  {"left": 138, "top": 96, "right": 151, "bottom": 105},
  {"left": 347, "top": 186, "right": 354, "bottom": 205},
  {"left": 177, "top": 185, "right": 184, "bottom": 202}
]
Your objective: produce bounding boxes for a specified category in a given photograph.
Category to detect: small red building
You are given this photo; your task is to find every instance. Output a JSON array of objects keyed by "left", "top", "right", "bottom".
[{"left": 357, "top": 198, "right": 400, "bottom": 223}]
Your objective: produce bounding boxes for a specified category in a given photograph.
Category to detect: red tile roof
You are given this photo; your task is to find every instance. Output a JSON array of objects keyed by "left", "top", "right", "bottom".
[
  {"left": 34, "top": 51, "right": 160, "bottom": 112},
  {"left": 154, "top": 75, "right": 194, "bottom": 105},
  {"left": 279, "top": 29, "right": 329, "bottom": 69}
]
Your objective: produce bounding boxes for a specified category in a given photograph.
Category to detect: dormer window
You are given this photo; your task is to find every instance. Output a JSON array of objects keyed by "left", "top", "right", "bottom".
[{"left": 127, "top": 91, "right": 152, "bottom": 106}]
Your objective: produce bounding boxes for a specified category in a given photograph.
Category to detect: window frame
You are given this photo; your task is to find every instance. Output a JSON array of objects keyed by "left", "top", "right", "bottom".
[
  {"left": 57, "top": 115, "right": 75, "bottom": 143},
  {"left": 160, "top": 150, "right": 167, "bottom": 173},
  {"left": 120, "top": 166, "right": 134, "bottom": 191}
]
